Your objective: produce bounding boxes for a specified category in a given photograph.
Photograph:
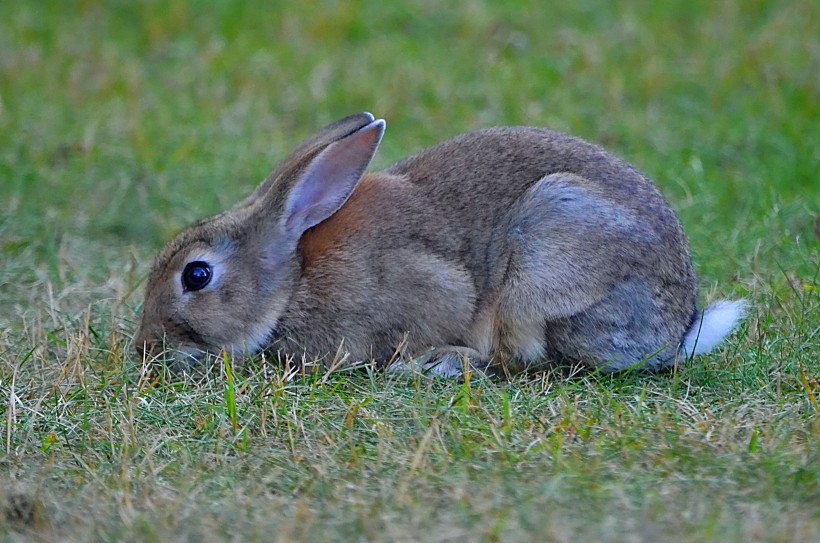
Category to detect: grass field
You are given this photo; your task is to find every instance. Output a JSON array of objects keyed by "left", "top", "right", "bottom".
[{"left": 1, "top": 0, "right": 818, "bottom": 541}]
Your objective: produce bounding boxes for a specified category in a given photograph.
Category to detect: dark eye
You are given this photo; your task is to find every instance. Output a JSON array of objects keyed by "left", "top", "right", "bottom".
[{"left": 182, "top": 261, "right": 212, "bottom": 292}]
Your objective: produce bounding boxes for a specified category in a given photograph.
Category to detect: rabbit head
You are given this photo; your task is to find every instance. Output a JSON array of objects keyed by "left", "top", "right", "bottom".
[{"left": 135, "top": 113, "right": 385, "bottom": 364}]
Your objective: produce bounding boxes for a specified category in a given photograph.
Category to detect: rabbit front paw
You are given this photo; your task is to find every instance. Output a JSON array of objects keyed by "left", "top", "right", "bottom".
[{"left": 393, "top": 346, "right": 491, "bottom": 378}]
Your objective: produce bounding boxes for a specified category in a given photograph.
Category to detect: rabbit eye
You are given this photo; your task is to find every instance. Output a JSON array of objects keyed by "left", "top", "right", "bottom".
[{"left": 182, "top": 261, "right": 212, "bottom": 292}]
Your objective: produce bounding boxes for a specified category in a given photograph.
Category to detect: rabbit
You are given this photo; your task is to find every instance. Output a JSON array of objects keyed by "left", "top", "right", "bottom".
[{"left": 135, "top": 112, "right": 745, "bottom": 376}]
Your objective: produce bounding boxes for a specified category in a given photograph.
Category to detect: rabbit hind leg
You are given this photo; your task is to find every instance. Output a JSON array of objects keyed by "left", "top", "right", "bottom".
[
  {"left": 494, "top": 172, "right": 678, "bottom": 370},
  {"left": 542, "top": 279, "right": 682, "bottom": 372}
]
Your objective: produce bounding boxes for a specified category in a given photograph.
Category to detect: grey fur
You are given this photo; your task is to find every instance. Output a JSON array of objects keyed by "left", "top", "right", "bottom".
[{"left": 135, "top": 114, "right": 743, "bottom": 373}]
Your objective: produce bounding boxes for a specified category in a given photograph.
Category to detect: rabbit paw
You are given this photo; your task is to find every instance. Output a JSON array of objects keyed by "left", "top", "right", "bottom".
[{"left": 390, "top": 346, "right": 491, "bottom": 378}]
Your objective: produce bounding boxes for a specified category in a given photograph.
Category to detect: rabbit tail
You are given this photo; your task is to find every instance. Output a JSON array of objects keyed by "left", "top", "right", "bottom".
[{"left": 680, "top": 300, "right": 746, "bottom": 357}]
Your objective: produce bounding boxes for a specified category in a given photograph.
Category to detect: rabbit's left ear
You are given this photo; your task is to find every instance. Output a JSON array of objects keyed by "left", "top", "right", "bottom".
[{"left": 283, "top": 119, "right": 385, "bottom": 239}]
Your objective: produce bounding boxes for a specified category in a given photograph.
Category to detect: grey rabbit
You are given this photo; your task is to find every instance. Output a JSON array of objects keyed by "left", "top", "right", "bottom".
[{"left": 135, "top": 113, "right": 745, "bottom": 376}]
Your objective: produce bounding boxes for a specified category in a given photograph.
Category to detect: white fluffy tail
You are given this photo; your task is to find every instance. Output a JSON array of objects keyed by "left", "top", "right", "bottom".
[{"left": 681, "top": 300, "right": 747, "bottom": 357}]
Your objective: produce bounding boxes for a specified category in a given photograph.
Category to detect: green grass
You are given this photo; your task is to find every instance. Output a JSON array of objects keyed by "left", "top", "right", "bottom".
[{"left": 1, "top": 0, "right": 818, "bottom": 540}]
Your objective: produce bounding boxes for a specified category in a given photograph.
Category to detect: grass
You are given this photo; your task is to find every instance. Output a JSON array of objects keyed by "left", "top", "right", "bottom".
[{"left": 1, "top": 0, "right": 818, "bottom": 540}]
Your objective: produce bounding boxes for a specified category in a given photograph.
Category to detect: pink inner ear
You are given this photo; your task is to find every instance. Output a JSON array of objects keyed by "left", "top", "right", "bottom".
[{"left": 284, "top": 120, "right": 385, "bottom": 238}]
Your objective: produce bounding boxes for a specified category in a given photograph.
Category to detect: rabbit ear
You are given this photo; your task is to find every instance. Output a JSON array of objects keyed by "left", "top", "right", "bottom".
[
  {"left": 288, "top": 112, "right": 378, "bottom": 158},
  {"left": 282, "top": 119, "right": 385, "bottom": 238},
  {"left": 249, "top": 113, "right": 379, "bottom": 203}
]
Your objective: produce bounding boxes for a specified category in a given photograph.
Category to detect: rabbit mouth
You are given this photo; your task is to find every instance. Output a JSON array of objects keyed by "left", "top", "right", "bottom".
[
  {"left": 175, "top": 345, "right": 208, "bottom": 365},
  {"left": 138, "top": 327, "right": 282, "bottom": 369},
  {"left": 138, "top": 344, "right": 206, "bottom": 370}
]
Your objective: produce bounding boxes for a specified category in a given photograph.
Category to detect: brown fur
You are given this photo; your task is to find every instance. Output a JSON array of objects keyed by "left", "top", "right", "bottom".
[{"left": 300, "top": 175, "right": 393, "bottom": 268}]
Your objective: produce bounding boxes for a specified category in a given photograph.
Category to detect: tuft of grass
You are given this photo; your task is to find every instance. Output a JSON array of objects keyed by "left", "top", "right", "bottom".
[{"left": 1, "top": 0, "right": 818, "bottom": 541}]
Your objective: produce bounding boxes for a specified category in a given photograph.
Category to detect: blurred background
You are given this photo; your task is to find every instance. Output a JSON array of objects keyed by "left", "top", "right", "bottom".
[{"left": 0, "top": 0, "right": 817, "bottom": 320}]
